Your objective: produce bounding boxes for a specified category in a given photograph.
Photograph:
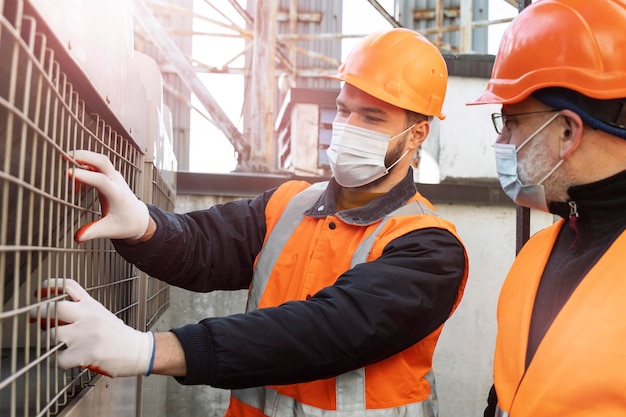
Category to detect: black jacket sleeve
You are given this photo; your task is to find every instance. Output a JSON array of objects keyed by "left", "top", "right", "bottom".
[
  {"left": 484, "top": 384, "right": 498, "bottom": 417},
  {"left": 170, "top": 227, "right": 466, "bottom": 388},
  {"left": 113, "top": 188, "right": 276, "bottom": 292}
]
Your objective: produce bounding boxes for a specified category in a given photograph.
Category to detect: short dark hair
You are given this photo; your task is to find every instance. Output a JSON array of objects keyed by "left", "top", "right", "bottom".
[{"left": 405, "top": 110, "right": 430, "bottom": 127}]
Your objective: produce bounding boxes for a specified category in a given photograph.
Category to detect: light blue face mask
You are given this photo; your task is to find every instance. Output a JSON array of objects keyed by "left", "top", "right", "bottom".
[{"left": 494, "top": 112, "right": 562, "bottom": 212}]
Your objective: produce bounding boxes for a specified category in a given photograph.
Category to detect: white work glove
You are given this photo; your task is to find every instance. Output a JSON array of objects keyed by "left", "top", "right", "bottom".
[
  {"left": 69, "top": 150, "right": 150, "bottom": 242},
  {"left": 30, "top": 279, "right": 155, "bottom": 378}
]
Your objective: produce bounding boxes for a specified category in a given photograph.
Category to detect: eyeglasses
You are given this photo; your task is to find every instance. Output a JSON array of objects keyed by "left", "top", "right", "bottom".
[{"left": 491, "top": 110, "right": 560, "bottom": 134}]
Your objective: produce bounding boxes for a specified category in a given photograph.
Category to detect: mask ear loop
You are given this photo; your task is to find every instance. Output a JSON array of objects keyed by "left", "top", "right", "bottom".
[
  {"left": 389, "top": 123, "right": 416, "bottom": 142},
  {"left": 537, "top": 158, "right": 563, "bottom": 186},
  {"left": 521, "top": 112, "right": 563, "bottom": 186},
  {"left": 385, "top": 149, "right": 411, "bottom": 174},
  {"left": 385, "top": 123, "right": 417, "bottom": 173},
  {"left": 516, "top": 112, "right": 560, "bottom": 153}
]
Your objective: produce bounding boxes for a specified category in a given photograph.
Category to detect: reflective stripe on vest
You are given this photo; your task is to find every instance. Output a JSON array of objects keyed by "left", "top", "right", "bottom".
[
  {"left": 350, "top": 199, "right": 435, "bottom": 269},
  {"left": 248, "top": 181, "right": 435, "bottom": 312},
  {"left": 247, "top": 182, "right": 327, "bottom": 313},
  {"left": 232, "top": 370, "right": 437, "bottom": 417},
  {"left": 238, "top": 181, "right": 438, "bottom": 416},
  {"left": 495, "top": 406, "right": 508, "bottom": 417}
]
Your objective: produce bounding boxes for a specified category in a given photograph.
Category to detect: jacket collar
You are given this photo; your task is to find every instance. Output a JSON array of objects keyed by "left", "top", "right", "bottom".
[
  {"left": 304, "top": 168, "right": 418, "bottom": 226},
  {"left": 550, "top": 168, "right": 626, "bottom": 222}
]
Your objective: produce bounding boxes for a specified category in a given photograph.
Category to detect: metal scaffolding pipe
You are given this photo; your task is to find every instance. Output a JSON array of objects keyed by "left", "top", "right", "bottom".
[
  {"left": 133, "top": 0, "right": 250, "bottom": 160},
  {"left": 248, "top": 0, "right": 278, "bottom": 171}
]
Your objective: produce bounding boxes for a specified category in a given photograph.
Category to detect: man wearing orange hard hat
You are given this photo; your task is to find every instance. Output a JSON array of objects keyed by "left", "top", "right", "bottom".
[
  {"left": 32, "top": 28, "right": 468, "bottom": 416},
  {"left": 467, "top": 1, "right": 626, "bottom": 416}
]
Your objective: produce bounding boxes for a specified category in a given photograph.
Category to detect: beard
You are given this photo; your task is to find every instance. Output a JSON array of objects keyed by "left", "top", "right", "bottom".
[
  {"left": 384, "top": 135, "right": 408, "bottom": 169},
  {"left": 518, "top": 135, "right": 571, "bottom": 203},
  {"left": 355, "top": 135, "right": 409, "bottom": 189}
]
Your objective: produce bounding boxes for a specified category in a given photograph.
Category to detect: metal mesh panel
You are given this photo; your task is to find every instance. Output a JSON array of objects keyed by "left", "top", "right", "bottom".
[
  {"left": 145, "top": 166, "right": 172, "bottom": 331},
  {"left": 0, "top": 1, "right": 170, "bottom": 416}
]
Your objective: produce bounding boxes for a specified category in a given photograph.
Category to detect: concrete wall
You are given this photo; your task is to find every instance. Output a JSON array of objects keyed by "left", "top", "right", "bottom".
[{"left": 164, "top": 195, "right": 247, "bottom": 417}]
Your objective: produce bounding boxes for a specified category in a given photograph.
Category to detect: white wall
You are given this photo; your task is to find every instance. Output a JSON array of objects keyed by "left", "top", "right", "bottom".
[
  {"left": 440, "top": 76, "right": 501, "bottom": 180},
  {"left": 418, "top": 75, "right": 501, "bottom": 183}
]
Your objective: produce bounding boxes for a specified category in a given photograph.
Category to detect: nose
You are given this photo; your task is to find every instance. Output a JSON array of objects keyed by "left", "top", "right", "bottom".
[
  {"left": 343, "top": 113, "right": 357, "bottom": 125},
  {"left": 333, "top": 111, "right": 355, "bottom": 126},
  {"left": 495, "top": 130, "right": 511, "bottom": 145}
]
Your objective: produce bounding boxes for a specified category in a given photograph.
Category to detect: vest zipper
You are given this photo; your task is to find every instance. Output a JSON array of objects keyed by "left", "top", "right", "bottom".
[{"left": 568, "top": 201, "right": 579, "bottom": 249}]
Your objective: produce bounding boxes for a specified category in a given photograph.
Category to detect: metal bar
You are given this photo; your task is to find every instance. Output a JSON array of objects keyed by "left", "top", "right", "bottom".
[
  {"left": 248, "top": 0, "right": 277, "bottom": 171},
  {"left": 132, "top": 0, "right": 250, "bottom": 160},
  {"left": 460, "top": 0, "right": 473, "bottom": 52},
  {"left": 436, "top": 0, "right": 444, "bottom": 47},
  {"left": 518, "top": 0, "right": 532, "bottom": 13},
  {"left": 516, "top": 205, "right": 531, "bottom": 254},
  {"left": 365, "top": 0, "right": 402, "bottom": 27},
  {"left": 516, "top": 0, "right": 533, "bottom": 253},
  {"left": 176, "top": 171, "right": 513, "bottom": 206}
]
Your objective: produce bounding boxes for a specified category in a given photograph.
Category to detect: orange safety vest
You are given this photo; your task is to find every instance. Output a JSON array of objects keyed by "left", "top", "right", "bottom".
[
  {"left": 226, "top": 180, "right": 468, "bottom": 417},
  {"left": 494, "top": 220, "right": 626, "bottom": 417}
]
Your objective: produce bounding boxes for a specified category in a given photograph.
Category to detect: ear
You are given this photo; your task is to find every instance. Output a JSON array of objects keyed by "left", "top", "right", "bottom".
[
  {"left": 409, "top": 120, "right": 430, "bottom": 150},
  {"left": 557, "top": 109, "right": 583, "bottom": 159}
]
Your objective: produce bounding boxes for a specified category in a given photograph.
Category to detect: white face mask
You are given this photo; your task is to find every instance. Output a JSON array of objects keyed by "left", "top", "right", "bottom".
[
  {"left": 326, "top": 122, "right": 413, "bottom": 188},
  {"left": 494, "top": 112, "right": 562, "bottom": 212}
]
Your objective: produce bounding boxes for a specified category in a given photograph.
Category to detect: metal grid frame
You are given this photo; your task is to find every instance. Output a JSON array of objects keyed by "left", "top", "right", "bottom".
[
  {"left": 0, "top": 1, "right": 171, "bottom": 416},
  {"left": 144, "top": 165, "right": 172, "bottom": 332}
]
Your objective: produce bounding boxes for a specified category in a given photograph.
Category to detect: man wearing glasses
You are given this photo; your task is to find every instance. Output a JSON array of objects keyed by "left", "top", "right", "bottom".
[{"left": 467, "top": 0, "right": 626, "bottom": 416}]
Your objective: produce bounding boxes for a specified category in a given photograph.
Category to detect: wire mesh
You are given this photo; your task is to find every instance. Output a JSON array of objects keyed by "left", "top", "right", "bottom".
[
  {"left": 0, "top": 1, "right": 171, "bottom": 415},
  {"left": 145, "top": 166, "right": 172, "bottom": 331}
]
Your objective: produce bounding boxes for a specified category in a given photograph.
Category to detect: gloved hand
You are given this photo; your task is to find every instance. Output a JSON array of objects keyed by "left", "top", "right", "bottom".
[
  {"left": 69, "top": 150, "right": 150, "bottom": 243},
  {"left": 30, "top": 278, "right": 155, "bottom": 378}
]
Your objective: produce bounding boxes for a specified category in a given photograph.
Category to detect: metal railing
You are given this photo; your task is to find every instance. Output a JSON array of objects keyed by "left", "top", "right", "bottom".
[{"left": 0, "top": 1, "right": 171, "bottom": 415}]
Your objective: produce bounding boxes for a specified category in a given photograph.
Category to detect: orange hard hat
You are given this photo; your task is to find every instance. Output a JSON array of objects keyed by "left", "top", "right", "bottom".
[
  {"left": 468, "top": 0, "right": 626, "bottom": 105},
  {"left": 323, "top": 28, "right": 448, "bottom": 119}
]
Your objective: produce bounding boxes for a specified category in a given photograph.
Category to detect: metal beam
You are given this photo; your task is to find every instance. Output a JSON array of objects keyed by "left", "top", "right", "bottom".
[
  {"left": 132, "top": 0, "right": 250, "bottom": 160},
  {"left": 460, "top": 0, "right": 472, "bottom": 52},
  {"left": 176, "top": 171, "right": 513, "bottom": 207},
  {"left": 518, "top": 0, "right": 533, "bottom": 13},
  {"left": 365, "top": 0, "right": 402, "bottom": 27},
  {"left": 247, "top": 0, "right": 278, "bottom": 171},
  {"left": 516, "top": 0, "right": 533, "bottom": 254}
]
